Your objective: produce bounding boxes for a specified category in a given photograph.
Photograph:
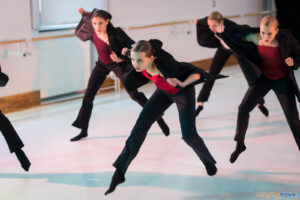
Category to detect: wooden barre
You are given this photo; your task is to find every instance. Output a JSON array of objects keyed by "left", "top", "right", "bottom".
[
  {"left": 129, "top": 20, "right": 190, "bottom": 30},
  {"left": 31, "top": 33, "right": 75, "bottom": 42},
  {"left": 244, "top": 10, "right": 276, "bottom": 17},
  {"left": 0, "top": 39, "right": 26, "bottom": 45}
]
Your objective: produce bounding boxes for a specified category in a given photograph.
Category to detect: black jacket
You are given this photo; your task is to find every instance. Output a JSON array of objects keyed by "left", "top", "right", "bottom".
[
  {"left": 149, "top": 39, "right": 227, "bottom": 89},
  {"left": 217, "top": 26, "right": 300, "bottom": 102},
  {"left": 75, "top": 9, "right": 135, "bottom": 61}
]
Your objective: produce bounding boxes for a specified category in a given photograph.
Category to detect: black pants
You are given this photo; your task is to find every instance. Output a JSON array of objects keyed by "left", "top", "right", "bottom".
[
  {"left": 197, "top": 47, "right": 265, "bottom": 105},
  {"left": 73, "top": 61, "right": 149, "bottom": 131},
  {"left": 235, "top": 76, "right": 300, "bottom": 150},
  {"left": 0, "top": 110, "right": 24, "bottom": 153},
  {"left": 113, "top": 87, "right": 216, "bottom": 174}
]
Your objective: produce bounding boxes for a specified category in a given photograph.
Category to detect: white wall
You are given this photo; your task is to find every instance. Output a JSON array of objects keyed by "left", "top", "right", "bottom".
[{"left": 0, "top": 0, "right": 270, "bottom": 99}]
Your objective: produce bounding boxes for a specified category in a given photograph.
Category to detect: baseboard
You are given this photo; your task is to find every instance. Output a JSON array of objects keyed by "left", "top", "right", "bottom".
[{"left": 0, "top": 90, "right": 41, "bottom": 114}]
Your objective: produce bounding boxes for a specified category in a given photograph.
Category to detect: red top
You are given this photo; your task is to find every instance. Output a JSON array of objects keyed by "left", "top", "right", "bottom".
[
  {"left": 142, "top": 70, "right": 179, "bottom": 94},
  {"left": 93, "top": 33, "right": 114, "bottom": 64},
  {"left": 257, "top": 45, "right": 289, "bottom": 80}
]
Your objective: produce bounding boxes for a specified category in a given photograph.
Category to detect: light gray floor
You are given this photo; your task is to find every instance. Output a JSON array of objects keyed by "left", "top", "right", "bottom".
[{"left": 0, "top": 65, "right": 299, "bottom": 200}]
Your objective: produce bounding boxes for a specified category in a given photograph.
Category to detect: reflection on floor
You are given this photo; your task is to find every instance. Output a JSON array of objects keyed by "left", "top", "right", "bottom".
[{"left": 1, "top": 65, "right": 299, "bottom": 200}]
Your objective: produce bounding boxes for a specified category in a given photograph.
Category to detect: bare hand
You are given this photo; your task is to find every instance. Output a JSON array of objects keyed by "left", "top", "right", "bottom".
[
  {"left": 121, "top": 48, "right": 129, "bottom": 56},
  {"left": 78, "top": 8, "right": 84, "bottom": 14},
  {"left": 167, "top": 78, "right": 184, "bottom": 87},
  {"left": 193, "top": 19, "right": 198, "bottom": 25},
  {"left": 285, "top": 57, "right": 294, "bottom": 67},
  {"left": 216, "top": 23, "right": 225, "bottom": 33},
  {"left": 110, "top": 51, "right": 123, "bottom": 63}
]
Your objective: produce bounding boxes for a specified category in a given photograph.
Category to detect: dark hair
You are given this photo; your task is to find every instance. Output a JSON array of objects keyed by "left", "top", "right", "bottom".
[
  {"left": 132, "top": 40, "right": 154, "bottom": 58},
  {"left": 91, "top": 9, "right": 113, "bottom": 32}
]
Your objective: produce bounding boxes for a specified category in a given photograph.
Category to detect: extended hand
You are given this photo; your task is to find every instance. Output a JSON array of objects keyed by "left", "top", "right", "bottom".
[{"left": 167, "top": 78, "right": 184, "bottom": 87}]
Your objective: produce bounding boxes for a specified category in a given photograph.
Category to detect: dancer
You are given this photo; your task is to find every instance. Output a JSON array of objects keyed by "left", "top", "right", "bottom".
[
  {"left": 71, "top": 8, "right": 169, "bottom": 141},
  {"left": 194, "top": 11, "right": 269, "bottom": 117},
  {"left": 0, "top": 65, "right": 31, "bottom": 171},
  {"left": 216, "top": 16, "right": 300, "bottom": 162},
  {"left": 105, "top": 39, "right": 227, "bottom": 195}
]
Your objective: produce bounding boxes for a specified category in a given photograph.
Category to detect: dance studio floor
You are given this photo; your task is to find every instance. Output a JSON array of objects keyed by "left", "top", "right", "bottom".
[{"left": 1, "top": 65, "right": 300, "bottom": 200}]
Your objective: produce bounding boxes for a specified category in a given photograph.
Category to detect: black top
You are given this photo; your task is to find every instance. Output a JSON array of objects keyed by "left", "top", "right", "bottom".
[{"left": 75, "top": 9, "right": 135, "bottom": 61}]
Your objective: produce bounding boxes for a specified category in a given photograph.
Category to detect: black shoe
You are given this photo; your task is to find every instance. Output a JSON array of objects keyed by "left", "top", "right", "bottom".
[
  {"left": 15, "top": 149, "right": 31, "bottom": 172},
  {"left": 195, "top": 105, "right": 203, "bottom": 117},
  {"left": 157, "top": 118, "right": 170, "bottom": 136},
  {"left": 205, "top": 163, "right": 217, "bottom": 176},
  {"left": 70, "top": 132, "right": 88, "bottom": 141},
  {"left": 230, "top": 143, "right": 246, "bottom": 163},
  {"left": 258, "top": 104, "right": 269, "bottom": 117},
  {"left": 105, "top": 170, "right": 125, "bottom": 195}
]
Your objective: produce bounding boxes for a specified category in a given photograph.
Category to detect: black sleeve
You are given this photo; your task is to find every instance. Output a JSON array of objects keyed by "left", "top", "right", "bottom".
[
  {"left": 216, "top": 26, "right": 260, "bottom": 66},
  {"left": 115, "top": 27, "right": 135, "bottom": 48},
  {"left": 196, "top": 18, "right": 220, "bottom": 48},
  {"left": 287, "top": 30, "right": 300, "bottom": 70},
  {"left": 75, "top": 12, "right": 94, "bottom": 42}
]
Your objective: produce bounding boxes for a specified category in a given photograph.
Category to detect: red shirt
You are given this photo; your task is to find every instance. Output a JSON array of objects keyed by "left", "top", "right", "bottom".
[
  {"left": 142, "top": 70, "right": 179, "bottom": 94},
  {"left": 93, "top": 33, "right": 114, "bottom": 64},
  {"left": 257, "top": 45, "right": 289, "bottom": 80}
]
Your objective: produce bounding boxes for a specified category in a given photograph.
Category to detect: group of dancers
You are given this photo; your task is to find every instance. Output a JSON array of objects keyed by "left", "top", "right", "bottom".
[{"left": 0, "top": 8, "right": 299, "bottom": 195}]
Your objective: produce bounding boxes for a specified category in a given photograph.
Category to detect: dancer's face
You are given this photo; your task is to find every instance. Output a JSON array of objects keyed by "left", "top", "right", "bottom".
[
  {"left": 260, "top": 24, "right": 278, "bottom": 45},
  {"left": 91, "top": 16, "right": 109, "bottom": 33},
  {"left": 130, "top": 51, "right": 154, "bottom": 72},
  {"left": 207, "top": 19, "right": 223, "bottom": 33}
]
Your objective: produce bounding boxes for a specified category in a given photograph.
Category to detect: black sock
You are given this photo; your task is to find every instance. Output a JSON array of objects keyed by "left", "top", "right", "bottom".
[
  {"left": 105, "top": 169, "right": 125, "bottom": 195},
  {"left": 70, "top": 130, "right": 88, "bottom": 141},
  {"left": 230, "top": 141, "right": 246, "bottom": 163},
  {"left": 195, "top": 105, "right": 203, "bottom": 117},
  {"left": 15, "top": 149, "right": 31, "bottom": 172}
]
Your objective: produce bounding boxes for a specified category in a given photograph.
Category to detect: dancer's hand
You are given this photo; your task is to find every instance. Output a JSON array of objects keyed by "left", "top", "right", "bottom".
[
  {"left": 110, "top": 51, "right": 123, "bottom": 63},
  {"left": 121, "top": 47, "right": 130, "bottom": 56},
  {"left": 285, "top": 57, "right": 294, "bottom": 67},
  {"left": 78, "top": 8, "right": 85, "bottom": 14},
  {"left": 167, "top": 78, "right": 184, "bottom": 87},
  {"left": 216, "top": 22, "right": 225, "bottom": 33},
  {"left": 193, "top": 18, "right": 198, "bottom": 24}
]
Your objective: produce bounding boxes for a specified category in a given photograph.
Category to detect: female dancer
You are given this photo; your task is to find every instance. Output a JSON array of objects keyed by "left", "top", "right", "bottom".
[
  {"left": 70, "top": 8, "right": 169, "bottom": 141},
  {"left": 194, "top": 11, "right": 269, "bottom": 117},
  {"left": 216, "top": 16, "right": 300, "bottom": 163},
  {"left": 105, "top": 39, "right": 227, "bottom": 195},
  {"left": 0, "top": 65, "right": 31, "bottom": 171}
]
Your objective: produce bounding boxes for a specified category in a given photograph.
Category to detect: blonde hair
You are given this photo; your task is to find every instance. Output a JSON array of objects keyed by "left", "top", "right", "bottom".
[
  {"left": 260, "top": 16, "right": 278, "bottom": 29},
  {"left": 208, "top": 11, "right": 224, "bottom": 23}
]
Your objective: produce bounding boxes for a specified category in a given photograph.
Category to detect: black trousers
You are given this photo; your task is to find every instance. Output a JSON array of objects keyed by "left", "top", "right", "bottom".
[
  {"left": 72, "top": 61, "right": 149, "bottom": 131},
  {"left": 234, "top": 76, "right": 300, "bottom": 150},
  {"left": 0, "top": 110, "right": 24, "bottom": 153},
  {"left": 197, "top": 47, "right": 265, "bottom": 105},
  {"left": 113, "top": 87, "right": 216, "bottom": 174}
]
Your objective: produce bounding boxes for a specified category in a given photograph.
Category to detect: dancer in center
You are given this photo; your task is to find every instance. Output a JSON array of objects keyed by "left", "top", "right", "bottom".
[
  {"left": 105, "top": 39, "right": 226, "bottom": 195},
  {"left": 70, "top": 8, "right": 169, "bottom": 141}
]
